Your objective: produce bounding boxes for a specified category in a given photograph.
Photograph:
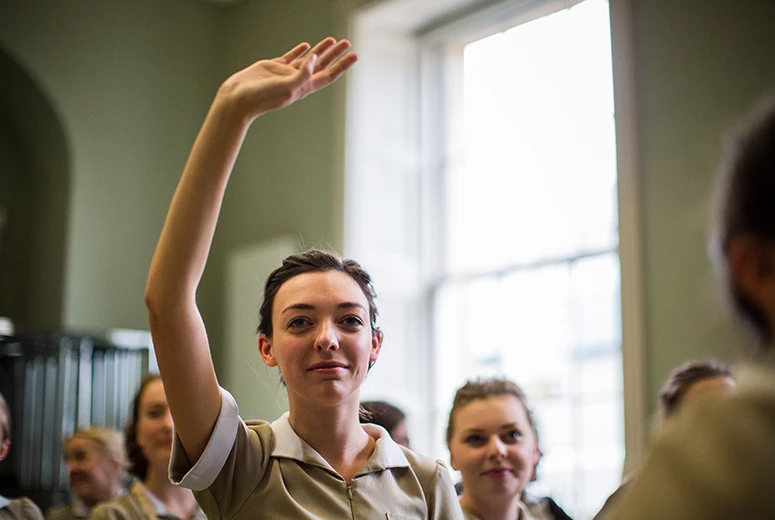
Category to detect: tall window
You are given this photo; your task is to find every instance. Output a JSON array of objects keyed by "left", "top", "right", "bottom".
[
  {"left": 347, "top": 0, "right": 623, "bottom": 518},
  {"left": 425, "top": 1, "right": 622, "bottom": 516}
]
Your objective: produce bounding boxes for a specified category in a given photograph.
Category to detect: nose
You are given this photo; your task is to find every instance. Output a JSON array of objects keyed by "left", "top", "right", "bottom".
[
  {"left": 162, "top": 410, "right": 174, "bottom": 431},
  {"left": 486, "top": 436, "right": 507, "bottom": 459},
  {"left": 315, "top": 320, "right": 339, "bottom": 351}
]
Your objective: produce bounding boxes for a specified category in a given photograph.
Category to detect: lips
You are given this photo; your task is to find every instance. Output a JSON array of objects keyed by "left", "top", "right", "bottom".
[
  {"left": 482, "top": 467, "right": 514, "bottom": 478},
  {"left": 307, "top": 361, "right": 348, "bottom": 371}
]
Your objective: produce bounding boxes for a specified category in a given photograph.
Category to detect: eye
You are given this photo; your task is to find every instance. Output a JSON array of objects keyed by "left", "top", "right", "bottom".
[
  {"left": 464, "top": 434, "right": 487, "bottom": 446},
  {"left": 340, "top": 315, "right": 363, "bottom": 327},
  {"left": 503, "top": 430, "right": 522, "bottom": 444},
  {"left": 146, "top": 405, "right": 168, "bottom": 419},
  {"left": 288, "top": 317, "right": 312, "bottom": 329}
]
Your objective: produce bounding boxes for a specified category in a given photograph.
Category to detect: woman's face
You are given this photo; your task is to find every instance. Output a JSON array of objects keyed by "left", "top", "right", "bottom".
[
  {"left": 135, "top": 378, "right": 174, "bottom": 472},
  {"left": 449, "top": 395, "right": 539, "bottom": 505},
  {"left": 259, "top": 271, "right": 381, "bottom": 409},
  {"left": 65, "top": 436, "right": 119, "bottom": 507}
]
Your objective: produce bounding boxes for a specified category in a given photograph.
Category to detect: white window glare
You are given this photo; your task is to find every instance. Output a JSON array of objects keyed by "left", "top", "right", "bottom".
[{"left": 432, "top": 1, "right": 623, "bottom": 518}]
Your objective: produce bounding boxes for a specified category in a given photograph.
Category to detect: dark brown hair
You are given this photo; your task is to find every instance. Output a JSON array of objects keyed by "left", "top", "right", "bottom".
[
  {"left": 359, "top": 401, "right": 406, "bottom": 434},
  {"left": 124, "top": 373, "right": 162, "bottom": 481},
  {"left": 658, "top": 360, "right": 733, "bottom": 419},
  {"left": 257, "top": 249, "right": 380, "bottom": 338},
  {"left": 715, "top": 98, "right": 775, "bottom": 342},
  {"left": 446, "top": 377, "right": 535, "bottom": 445}
]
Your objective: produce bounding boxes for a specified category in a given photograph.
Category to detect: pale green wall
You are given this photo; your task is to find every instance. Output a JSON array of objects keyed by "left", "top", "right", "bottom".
[
  {"left": 629, "top": 0, "right": 775, "bottom": 417},
  {"left": 0, "top": 0, "right": 223, "bottom": 332}
]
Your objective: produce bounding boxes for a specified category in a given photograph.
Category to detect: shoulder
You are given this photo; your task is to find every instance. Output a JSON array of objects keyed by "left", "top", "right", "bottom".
[
  {"left": 611, "top": 370, "right": 775, "bottom": 519},
  {"left": 398, "top": 447, "right": 461, "bottom": 514},
  {"left": 89, "top": 489, "right": 142, "bottom": 520},
  {"left": 5, "top": 498, "right": 45, "bottom": 520},
  {"left": 399, "top": 446, "right": 444, "bottom": 474},
  {"left": 11, "top": 497, "right": 43, "bottom": 520},
  {"left": 46, "top": 504, "right": 74, "bottom": 520}
]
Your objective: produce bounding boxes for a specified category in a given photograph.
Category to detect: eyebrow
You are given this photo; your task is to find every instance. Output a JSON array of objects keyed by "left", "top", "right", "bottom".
[
  {"left": 281, "top": 302, "right": 367, "bottom": 315},
  {"left": 462, "top": 423, "right": 519, "bottom": 434}
]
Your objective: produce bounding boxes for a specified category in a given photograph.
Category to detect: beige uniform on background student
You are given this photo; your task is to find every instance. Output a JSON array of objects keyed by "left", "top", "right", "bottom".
[{"left": 144, "top": 37, "right": 462, "bottom": 519}]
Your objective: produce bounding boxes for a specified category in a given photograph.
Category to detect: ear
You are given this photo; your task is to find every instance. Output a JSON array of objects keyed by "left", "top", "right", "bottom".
[
  {"left": 369, "top": 329, "right": 383, "bottom": 365},
  {"left": 532, "top": 443, "right": 542, "bottom": 468},
  {"left": 258, "top": 334, "right": 278, "bottom": 367},
  {"left": 0, "top": 439, "right": 9, "bottom": 462},
  {"left": 449, "top": 448, "right": 459, "bottom": 471},
  {"left": 727, "top": 235, "right": 775, "bottom": 312}
]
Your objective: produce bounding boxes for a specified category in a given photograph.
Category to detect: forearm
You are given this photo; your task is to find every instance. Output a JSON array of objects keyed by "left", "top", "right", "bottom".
[{"left": 144, "top": 86, "right": 251, "bottom": 462}]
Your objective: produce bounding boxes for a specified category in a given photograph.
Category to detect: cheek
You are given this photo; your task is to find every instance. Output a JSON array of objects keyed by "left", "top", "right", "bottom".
[
  {"left": 454, "top": 446, "right": 484, "bottom": 471},
  {"left": 508, "top": 445, "right": 535, "bottom": 471}
]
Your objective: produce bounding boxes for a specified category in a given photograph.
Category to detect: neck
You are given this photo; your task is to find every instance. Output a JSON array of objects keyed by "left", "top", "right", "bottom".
[
  {"left": 84, "top": 484, "right": 120, "bottom": 508},
  {"left": 144, "top": 463, "right": 197, "bottom": 518},
  {"left": 460, "top": 492, "right": 524, "bottom": 520},
  {"left": 288, "top": 394, "right": 374, "bottom": 482}
]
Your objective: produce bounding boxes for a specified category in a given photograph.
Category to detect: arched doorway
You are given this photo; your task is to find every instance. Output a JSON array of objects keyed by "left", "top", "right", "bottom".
[{"left": 0, "top": 45, "right": 70, "bottom": 332}]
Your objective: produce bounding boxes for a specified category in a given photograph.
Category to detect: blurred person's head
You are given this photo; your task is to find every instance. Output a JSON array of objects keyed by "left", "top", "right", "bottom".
[
  {"left": 714, "top": 97, "right": 775, "bottom": 347},
  {"left": 125, "top": 374, "right": 173, "bottom": 481},
  {"left": 447, "top": 378, "right": 540, "bottom": 515},
  {"left": 64, "top": 427, "right": 127, "bottom": 507},
  {"left": 659, "top": 360, "right": 735, "bottom": 421},
  {"left": 360, "top": 400, "right": 410, "bottom": 448}
]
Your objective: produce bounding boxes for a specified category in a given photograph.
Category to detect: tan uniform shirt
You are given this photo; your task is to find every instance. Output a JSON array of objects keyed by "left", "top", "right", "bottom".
[
  {"left": 610, "top": 363, "right": 775, "bottom": 519},
  {"left": 47, "top": 498, "right": 89, "bottom": 520},
  {"left": 462, "top": 500, "right": 535, "bottom": 520},
  {"left": 88, "top": 482, "right": 205, "bottom": 520},
  {"left": 170, "top": 387, "right": 464, "bottom": 519},
  {"left": 0, "top": 497, "right": 44, "bottom": 520}
]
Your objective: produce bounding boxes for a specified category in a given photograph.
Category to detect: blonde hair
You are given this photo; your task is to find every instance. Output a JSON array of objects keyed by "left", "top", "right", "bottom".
[{"left": 66, "top": 427, "right": 128, "bottom": 472}]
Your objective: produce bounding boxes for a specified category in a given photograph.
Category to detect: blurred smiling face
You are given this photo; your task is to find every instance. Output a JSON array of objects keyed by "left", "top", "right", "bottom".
[
  {"left": 136, "top": 378, "right": 174, "bottom": 471},
  {"left": 65, "top": 436, "right": 118, "bottom": 507},
  {"left": 449, "top": 395, "right": 540, "bottom": 506}
]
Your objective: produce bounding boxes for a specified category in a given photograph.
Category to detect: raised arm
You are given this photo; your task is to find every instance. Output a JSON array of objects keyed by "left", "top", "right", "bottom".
[{"left": 144, "top": 38, "right": 357, "bottom": 463}]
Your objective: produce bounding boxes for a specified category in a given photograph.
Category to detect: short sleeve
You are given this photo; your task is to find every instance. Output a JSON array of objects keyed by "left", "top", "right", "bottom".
[
  {"left": 427, "top": 460, "right": 465, "bottom": 520},
  {"left": 169, "top": 387, "right": 275, "bottom": 519},
  {"left": 17, "top": 499, "right": 45, "bottom": 520}
]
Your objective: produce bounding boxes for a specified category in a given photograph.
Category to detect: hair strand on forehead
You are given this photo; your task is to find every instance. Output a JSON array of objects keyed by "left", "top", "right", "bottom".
[{"left": 256, "top": 249, "right": 380, "bottom": 338}]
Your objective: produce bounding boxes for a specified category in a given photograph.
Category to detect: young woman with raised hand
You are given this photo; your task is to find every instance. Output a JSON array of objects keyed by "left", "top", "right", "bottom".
[
  {"left": 144, "top": 37, "right": 462, "bottom": 519},
  {"left": 446, "top": 378, "right": 542, "bottom": 520}
]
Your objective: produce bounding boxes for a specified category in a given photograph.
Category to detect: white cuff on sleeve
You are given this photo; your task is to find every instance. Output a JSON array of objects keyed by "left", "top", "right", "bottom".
[{"left": 169, "top": 386, "right": 240, "bottom": 491}]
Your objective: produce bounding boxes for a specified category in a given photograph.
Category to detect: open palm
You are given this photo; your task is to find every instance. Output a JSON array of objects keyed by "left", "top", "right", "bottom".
[{"left": 225, "top": 37, "right": 357, "bottom": 120}]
